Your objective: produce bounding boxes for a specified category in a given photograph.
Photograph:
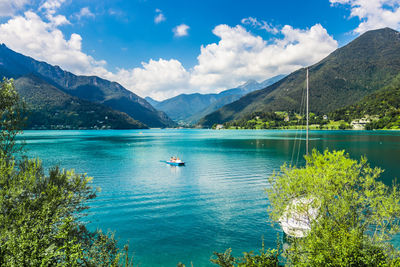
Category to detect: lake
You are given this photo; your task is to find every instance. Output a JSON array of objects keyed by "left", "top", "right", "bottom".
[{"left": 21, "top": 129, "right": 400, "bottom": 266}]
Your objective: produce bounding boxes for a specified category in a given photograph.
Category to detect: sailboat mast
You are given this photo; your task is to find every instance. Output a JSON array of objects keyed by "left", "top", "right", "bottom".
[{"left": 306, "top": 67, "right": 309, "bottom": 157}]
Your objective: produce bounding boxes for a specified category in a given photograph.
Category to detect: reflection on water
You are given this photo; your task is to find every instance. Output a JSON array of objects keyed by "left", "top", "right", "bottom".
[
  {"left": 20, "top": 129, "right": 400, "bottom": 266},
  {"left": 167, "top": 165, "right": 183, "bottom": 174}
]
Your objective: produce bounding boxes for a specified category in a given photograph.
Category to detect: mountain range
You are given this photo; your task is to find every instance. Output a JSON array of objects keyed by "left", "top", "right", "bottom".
[
  {"left": 0, "top": 44, "right": 175, "bottom": 128},
  {"left": 1, "top": 27, "right": 399, "bottom": 130},
  {"left": 14, "top": 74, "right": 146, "bottom": 129},
  {"left": 199, "top": 28, "right": 400, "bottom": 127},
  {"left": 145, "top": 74, "right": 286, "bottom": 125}
]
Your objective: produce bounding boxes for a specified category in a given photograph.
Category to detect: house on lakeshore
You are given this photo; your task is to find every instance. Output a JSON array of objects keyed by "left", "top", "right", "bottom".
[
  {"left": 284, "top": 115, "right": 290, "bottom": 122},
  {"left": 351, "top": 117, "right": 371, "bottom": 130}
]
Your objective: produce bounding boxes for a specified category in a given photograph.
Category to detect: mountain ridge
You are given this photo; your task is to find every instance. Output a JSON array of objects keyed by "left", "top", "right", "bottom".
[
  {"left": 0, "top": 44, "right": 175, "bottom": 128},
  {"left": 199, "top": 27, "right": 400, "bottom": 127},
  {"left": 148, "top": 74, "right": 286, "bottom": 125},
  {"left": 14, "top": 74, "right": 147, "bottom": 129}
]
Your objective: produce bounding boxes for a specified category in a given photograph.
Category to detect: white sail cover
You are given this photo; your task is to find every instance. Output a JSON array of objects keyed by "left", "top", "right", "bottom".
[{"left": 279, "top": 197, "right": 319, "bottom": 238}]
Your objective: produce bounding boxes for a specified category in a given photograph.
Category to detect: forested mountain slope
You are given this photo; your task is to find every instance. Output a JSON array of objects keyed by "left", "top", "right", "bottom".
[
  {"left": 199, "top": 28, "right": 400, "bottom": 127},
  {"left": 0, "top": 44, "right": 175, "bottom": 127},
  {"left": 15, "top": 75, "right": 146, "bottom": 129}
]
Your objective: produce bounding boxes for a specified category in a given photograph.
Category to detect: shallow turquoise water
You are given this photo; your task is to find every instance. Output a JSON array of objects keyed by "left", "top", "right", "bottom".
[{"left": 21, "top": 129, "right": 400, "bottom": 266}]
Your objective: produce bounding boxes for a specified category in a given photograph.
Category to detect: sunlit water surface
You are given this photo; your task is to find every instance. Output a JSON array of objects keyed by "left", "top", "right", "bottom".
[{"left": 21, "top": 129, "right": 400, "bottom": 266}]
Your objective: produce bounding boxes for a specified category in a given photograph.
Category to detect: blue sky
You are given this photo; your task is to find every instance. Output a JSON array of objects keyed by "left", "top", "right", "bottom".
[
  {"left": 60, "top": 0, "right": 354, "bottom": 69},
  {"left": 0, "top": 0, "right": 399, "bottom": 99}
]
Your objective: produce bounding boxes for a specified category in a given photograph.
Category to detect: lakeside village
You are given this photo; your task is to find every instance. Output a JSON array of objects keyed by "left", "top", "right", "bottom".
[{"left": 212, "top": 111, "right": 395, "bottom": 130}]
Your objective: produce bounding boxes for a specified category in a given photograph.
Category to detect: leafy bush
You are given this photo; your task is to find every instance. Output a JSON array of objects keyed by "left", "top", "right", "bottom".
[
  {"left": 211, "top": 245, "right": 280, "bottom": 267},
  {"left": 267, "top": 149, "right": 400, "bottom": 266},
  {"left": 0, "top": 78, "right": 132, "bottom": 266}
]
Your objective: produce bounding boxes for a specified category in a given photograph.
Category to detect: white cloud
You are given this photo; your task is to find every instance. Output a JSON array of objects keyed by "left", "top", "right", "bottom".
[
  {"left": 0, "top": 11, "right": 109, "bottom": 77},
  {"left": 154, "top": 9, "right": 165, "bottom": 24},
  {"left": 330, "top": 0, "right": 400, "bottom": 33},
  {"left": 0, "top": 6, "right": 338, "bottom": 100},
  {"left": 39, "top": 0, "right": 70, "bottom": 26},
  {"left": 113, "top": 23, "right": 337, "bottom": 99},
  {"left": 0, "top": 0, "right": 29, "bottom": 17},
  {"left": 74, "top": 7, "right": 95, "bottom": 20},
  {"left": 173, "top": 24, "right": 189, "bottom": 37},
  {"left": 49, "top": 14, "right": 70, "bottom": 26},
  {"left": 111, "top": 59, "right": 190, "bottom": 100},
  {"left": 241, "top": 17, "right": 279, "bottom": 33},
  {"left": 39, "top": 0, "right": 66, "bottom": 15},
  {"left": 189, "top": 24, "right": 337, "bottom": 92}
]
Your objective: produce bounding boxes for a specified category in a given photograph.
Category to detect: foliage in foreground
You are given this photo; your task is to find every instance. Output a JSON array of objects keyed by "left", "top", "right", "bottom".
[
  {"left": 0, "top": 78, "right": 27, "bottom": 159},
  {"left": 0, "top": 78, "right": 131, "bottom": 266},
  {"left": 266, "top": 149, "right": 400, "bottom": 266},
  {"left": 212, "top": 150, "right": 400, "bottom": 266},
  {"left": 0, "top": 156, "right": 132, "bottom": 266},
  {"left": 210, "top": 244, "right": 280, "bottom": 267}
]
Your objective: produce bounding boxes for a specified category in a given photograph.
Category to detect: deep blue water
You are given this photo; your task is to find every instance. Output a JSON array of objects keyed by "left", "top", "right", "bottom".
[{"left": 21, "top": 129, "right": 400, "bottom": 266}]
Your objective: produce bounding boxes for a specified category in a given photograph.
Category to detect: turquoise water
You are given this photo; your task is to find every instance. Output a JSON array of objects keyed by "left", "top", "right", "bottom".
[{"left": 21, "top": 129, "right": 400, "bottom": 266}]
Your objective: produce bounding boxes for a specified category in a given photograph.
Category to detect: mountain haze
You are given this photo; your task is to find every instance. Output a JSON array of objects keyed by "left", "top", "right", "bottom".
[
  {"left": 0, "top": 44, "right": 175, "bottom": 128},
  {"left": 148, "top": 75, "right": 286, "bottom": 124},
  {"left": 199, "top": 28, "right": 400, "bottom": 127}
]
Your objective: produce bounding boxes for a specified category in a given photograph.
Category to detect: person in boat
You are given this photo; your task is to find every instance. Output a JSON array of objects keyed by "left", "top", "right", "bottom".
[{"left": 175, "top": 157, "right": 182, "bottom": 163}]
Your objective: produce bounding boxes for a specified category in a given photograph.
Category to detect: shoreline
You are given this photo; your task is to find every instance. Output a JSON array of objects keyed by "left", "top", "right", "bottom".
[
  {"left": 180, "top": 127, "right": 400, "bottom": 131},
  {"left": 20, "top": 128, "right": 400, "bottom": 132}
]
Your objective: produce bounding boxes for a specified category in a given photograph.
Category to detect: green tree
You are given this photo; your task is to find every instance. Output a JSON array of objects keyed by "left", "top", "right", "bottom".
[
  {"left": 211, "top": 245, "right": 280, "bottom": 267},
  {"left": 339, "top": 121, "right": 348, "bottom": 130},
  {"left": 267, "top": 149, "right": 400, "bottom": 266},
  {"left": 0, "top": 78, "right": 26, "bottom": 160},
  {"left": 0, "top": 79, "right": 132, "bottom": 265}
]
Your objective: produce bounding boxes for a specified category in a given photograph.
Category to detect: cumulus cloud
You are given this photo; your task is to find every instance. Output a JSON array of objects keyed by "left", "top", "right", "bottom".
[
  {"left": 0, "top": 0, "right": 29, "bottom": 17},
  {"left": 330, "top": 0, "right": 400, "bottom": 33},
  {"left": 111, "top": 59, "right": 190, "bottom": 100},
  {"left": 173, "top": 24, "right": 189, "bottom": 37},
  {"left": 0, "top": 4, "right": 338, "bottom": 100},
  {"left": 0, "top": 11, "right": 109, "bottom": 76},
  {"left": 154, "top": 9, "right": 165, "bottom": 24},
  {"left": 241, "top": 17, "right": 279, "bottom": 33},
  {"left": 39, "top": 0, "right": 66, "bottom": 14},
  {"left": 39, "top": 0, "right": 70, "bottom": 26},
  {"left": 113, "top": 23, "right": 337, "bottom": 99},
  {"left": 188, "top": 24, "right": 337, "bottom": 92}
]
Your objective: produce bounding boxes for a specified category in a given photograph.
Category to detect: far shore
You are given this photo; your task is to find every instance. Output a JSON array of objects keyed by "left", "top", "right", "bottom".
[{"left": 21, "top": 127, "right": 400, "bottom": 131}]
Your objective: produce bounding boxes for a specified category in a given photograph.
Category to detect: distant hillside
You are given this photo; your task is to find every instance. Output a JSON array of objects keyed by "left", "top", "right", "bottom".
[
  {"left": 330, "top": 73, "right": 400, "bottom": 129},
  {"left": 149, "top": 75, "right": 285, "bottom": 125},
  {"left": 151, "top": 93, "right": 221, "bottom": 124},
  {"left": 199, "top": 28, "right": 400, "bottom": 127},
  {"left": 0, "top": 44, "right": 175, "bottom": 128},
  {"left": 15, "top": 75, "right": 146, "bottom": 129},
  {"left": 144, "top": 97, "right": 160, "bottom": 108}
]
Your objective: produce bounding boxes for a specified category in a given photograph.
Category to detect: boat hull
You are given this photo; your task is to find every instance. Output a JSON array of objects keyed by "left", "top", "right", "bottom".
[{"left": 166, "top": 161, "right": 185, "bottom": 166}]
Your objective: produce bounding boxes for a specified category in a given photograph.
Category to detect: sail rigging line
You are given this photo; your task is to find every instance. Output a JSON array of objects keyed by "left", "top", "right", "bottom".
[
  {"left": 296, "top": 81, "right": 307, "bottom": 166},
  {"left": 306, "top": 67, "right": 309, "bottom": 157},
  {"left": 290, "top": 69, "right": 307, "bottom": 167},
  {"left": 281, "top": 68, "right": 315, "bottom": 239}
]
